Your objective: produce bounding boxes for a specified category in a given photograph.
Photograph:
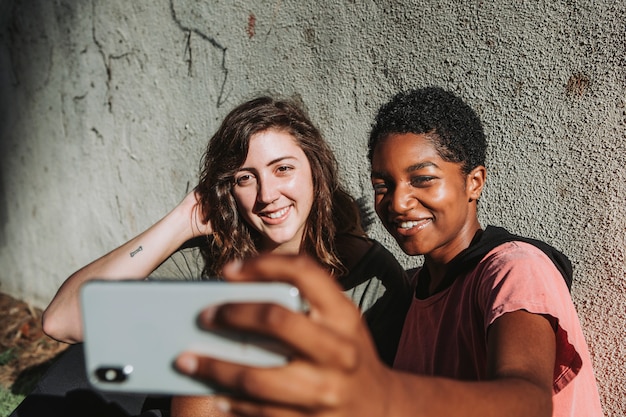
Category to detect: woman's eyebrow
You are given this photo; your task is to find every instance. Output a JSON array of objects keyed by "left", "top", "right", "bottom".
[
  {"left": 237, "top": 156, "right": 297, "bottom": 172},
  {"left": 406, "top": 161, "right": 437, "bottom": 172},
  {"left": 266, "top": 155, "right": 297, "bottom": 166},
  {"left": 371, "top": 161, "right": 438, "bottom": 178}
]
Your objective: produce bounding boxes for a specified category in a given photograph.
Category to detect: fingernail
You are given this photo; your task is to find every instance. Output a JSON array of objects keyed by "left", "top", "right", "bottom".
[
  {"left": 199, "top": 305, "right": 217, "bottom": 325},
  {"left": 175, "top": 353, "right": 198, "bottom": 374},
  {"left": 216, "top": 397, "right": 231, "bottom": 412}
]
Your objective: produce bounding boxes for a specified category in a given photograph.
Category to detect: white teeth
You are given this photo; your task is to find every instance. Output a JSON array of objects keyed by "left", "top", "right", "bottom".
[
  {"left": 267, "top": 207, "right": 289, "bottom": 219},
  {"left": 400, "top": 221, "right": 420, "bottom": 229}
]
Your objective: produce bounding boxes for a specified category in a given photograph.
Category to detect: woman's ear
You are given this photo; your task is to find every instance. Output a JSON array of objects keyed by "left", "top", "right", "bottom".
[{"left": 467, "top": 166, "right": 486, "bottom": 202}]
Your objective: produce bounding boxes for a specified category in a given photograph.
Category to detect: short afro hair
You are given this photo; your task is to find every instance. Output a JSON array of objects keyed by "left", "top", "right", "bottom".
[{"left": 368, "top": 87, "right": 486, "bottom": 174}]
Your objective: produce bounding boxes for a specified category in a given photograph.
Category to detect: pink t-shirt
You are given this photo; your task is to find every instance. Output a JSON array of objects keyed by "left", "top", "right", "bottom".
[{"left": 393, "top": 241, "right": 603, "bottom": 417}]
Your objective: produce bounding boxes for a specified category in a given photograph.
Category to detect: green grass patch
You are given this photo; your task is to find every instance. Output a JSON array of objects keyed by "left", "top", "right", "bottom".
[
  {"left": 0, "top": 349, "right": 16, "bottom": 367},
  {"left": 0, "top": 385, "right": 23, "bottom": 417}
]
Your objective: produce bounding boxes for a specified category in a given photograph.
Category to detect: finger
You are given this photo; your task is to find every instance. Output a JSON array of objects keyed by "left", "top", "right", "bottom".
[
  {"left": 201, "top": 302, "right": 361, "bottom": 368},
  {"left": 175, "top": 354, "right": 340, "bottom": 409}
]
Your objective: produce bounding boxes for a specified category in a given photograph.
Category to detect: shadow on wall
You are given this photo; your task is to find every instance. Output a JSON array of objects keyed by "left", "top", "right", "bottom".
[
  {"left": 0, "top": 55, "right": 7, "bottom": 248},
  {"left": 0, "top": 169, "right": 6, "bottom": 247},
  {"left": 0, "top": 50, "right": 8, "bottom": 248},
  {"left": 0, "top": 1, "right": 11, "bottom": 248}
]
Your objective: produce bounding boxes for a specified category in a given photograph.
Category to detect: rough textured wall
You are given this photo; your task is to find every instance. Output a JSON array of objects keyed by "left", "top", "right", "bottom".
[{"left": 1, "top": 0, "right": 624, "bottom": 414}]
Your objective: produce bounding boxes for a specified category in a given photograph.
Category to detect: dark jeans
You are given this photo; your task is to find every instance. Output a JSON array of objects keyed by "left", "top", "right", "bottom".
[{"left": 9, "top": 344, "right": 170, "bottom": 417}]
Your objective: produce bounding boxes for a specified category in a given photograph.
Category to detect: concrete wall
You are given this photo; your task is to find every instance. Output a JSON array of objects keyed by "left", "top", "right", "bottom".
[{"left": 1, "top": 0, "right": 624, "bottom": 414}]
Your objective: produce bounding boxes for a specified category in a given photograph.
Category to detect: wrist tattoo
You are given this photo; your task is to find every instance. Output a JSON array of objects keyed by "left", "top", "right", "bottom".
[{"left": 130, "top": 246, "right": 143, "bottom": 257}]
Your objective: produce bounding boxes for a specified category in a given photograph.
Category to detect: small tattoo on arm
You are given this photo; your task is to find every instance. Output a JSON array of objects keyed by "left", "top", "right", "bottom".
[{"left": 130, "top": 246, "right": 143, "bottom": 257}]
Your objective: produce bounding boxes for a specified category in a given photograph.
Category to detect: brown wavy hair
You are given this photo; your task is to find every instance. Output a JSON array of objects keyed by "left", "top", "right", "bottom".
[{"left": 196, "top": 96, "right": 364, "bottom": 278}]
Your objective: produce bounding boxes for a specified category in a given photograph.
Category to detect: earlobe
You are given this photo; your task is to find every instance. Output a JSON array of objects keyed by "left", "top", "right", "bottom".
[{"left": 467, "top": 166, "right": 486, "bottom": 202}]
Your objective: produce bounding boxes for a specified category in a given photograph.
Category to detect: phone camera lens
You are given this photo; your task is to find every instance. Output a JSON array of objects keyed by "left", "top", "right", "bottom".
[
  {"left": 95, "top": 365, "right": 133, "bottom": 383},
  {"left": 104, "top": 369, "right": 117, "bottom": 381}
]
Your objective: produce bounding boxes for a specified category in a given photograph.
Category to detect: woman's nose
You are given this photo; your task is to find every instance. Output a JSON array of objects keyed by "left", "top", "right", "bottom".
[
  {"left": 256, "top": 177, "right": 280, "bottom": 204},
  {"left": 389, "top": 183, "right": 417, "bottom": 213}
]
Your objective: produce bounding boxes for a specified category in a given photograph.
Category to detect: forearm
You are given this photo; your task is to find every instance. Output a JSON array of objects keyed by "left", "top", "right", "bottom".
[
  {"left": 43, "top": 204, "right": 196, "bottom": 343},
  {"left": 387, "top": 371, "right": 552, "bottom": 417}
]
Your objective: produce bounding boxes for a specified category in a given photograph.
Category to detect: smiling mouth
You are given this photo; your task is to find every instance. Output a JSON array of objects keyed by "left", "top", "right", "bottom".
[
  {"left": 399, "top": 220, "right": 420, "bottom": 229},
  {"left": 396, "top": 218, "right": 431, "bottom": 230},
  {"left": 262, "top": 206, "right": 290, "bottom": 219}
]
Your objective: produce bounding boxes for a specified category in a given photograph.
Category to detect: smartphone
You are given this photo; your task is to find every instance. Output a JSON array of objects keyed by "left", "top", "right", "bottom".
[{"left": 80, "top": 280, "right": 305, "bottom": 395}]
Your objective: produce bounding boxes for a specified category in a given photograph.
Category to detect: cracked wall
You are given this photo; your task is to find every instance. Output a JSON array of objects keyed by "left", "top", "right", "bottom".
[{"left": 1, "top": 0, "right": 625, "bottom": 414}]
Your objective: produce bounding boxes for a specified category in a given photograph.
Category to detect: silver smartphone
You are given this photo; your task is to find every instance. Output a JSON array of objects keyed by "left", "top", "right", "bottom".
[{"left": 80, "top": 280, "right": 304, "bottom": 395}]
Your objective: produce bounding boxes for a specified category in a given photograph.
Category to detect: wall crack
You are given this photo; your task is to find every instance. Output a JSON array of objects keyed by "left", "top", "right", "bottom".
[{"left": 170, "top": 0, "right": 229, "bottom": 107}]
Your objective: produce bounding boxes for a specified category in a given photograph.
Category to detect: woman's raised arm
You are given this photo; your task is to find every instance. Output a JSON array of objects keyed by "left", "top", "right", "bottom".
[{"left": 42, "top": 190, "right": 212, "bottom": 343}]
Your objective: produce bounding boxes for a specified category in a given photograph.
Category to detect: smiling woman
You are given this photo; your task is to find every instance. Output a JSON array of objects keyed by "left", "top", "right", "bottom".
[
  {"left": 194, "top": 96, "right": 362, "bottom": 279},
  {"left": 370, "top": 132, "right": 485, "bottom": 265}
]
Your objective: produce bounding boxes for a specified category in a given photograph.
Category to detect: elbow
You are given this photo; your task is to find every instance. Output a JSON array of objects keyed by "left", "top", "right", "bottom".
[
  {"left": 42, "top": 308, "right": 80, "bottom": 344},
  {"left": 41, "top": 308, "right": 63, "bottom": 341}
]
